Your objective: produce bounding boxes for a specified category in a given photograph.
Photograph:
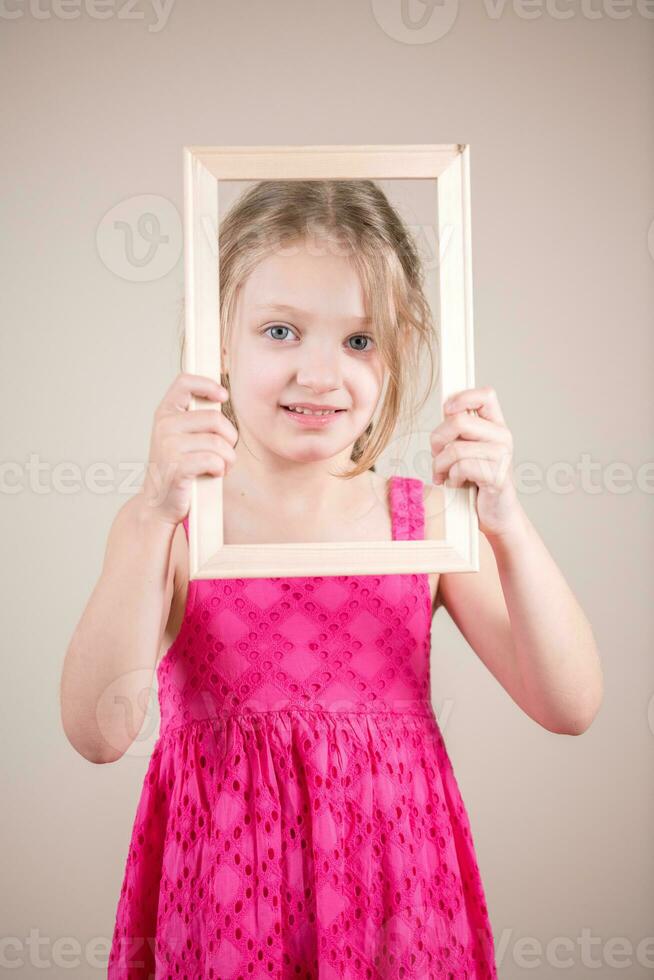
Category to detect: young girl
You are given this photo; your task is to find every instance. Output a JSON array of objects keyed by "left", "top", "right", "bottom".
[{"left": 60, "top": 179, "right": 602, "bottom": 979}]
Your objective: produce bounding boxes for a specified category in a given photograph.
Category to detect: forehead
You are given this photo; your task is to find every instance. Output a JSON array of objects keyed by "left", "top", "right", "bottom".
[{"left": 239, "top": 246, "right": 369, "bottom": 324}]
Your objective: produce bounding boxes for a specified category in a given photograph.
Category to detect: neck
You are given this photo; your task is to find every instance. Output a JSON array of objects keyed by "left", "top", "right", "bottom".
[{"left": 224, "top": 449, "right": 371, "bottom": 520}]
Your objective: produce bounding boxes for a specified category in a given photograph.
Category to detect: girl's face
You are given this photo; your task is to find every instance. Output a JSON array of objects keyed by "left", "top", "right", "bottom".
[{"left": 223, "top": 238, "right": 385, "bottom": 467}]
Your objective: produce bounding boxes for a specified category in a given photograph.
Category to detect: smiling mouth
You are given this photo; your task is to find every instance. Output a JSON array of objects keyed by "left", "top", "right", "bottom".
[{"left": 281, "top": 406, "right": 346, "bottom": 416}]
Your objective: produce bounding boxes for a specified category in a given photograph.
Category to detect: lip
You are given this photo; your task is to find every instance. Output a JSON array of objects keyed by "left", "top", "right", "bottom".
[
  {"left": 280, "top": 405, "right": 345, "bottom": 427},
  {"left": 281, "top": 402, "right": 345, "bottom": 411}
]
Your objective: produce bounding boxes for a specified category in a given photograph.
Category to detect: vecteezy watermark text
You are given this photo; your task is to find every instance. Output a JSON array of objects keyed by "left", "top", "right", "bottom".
[
  {"left": 1, "top": 926, "right": 654, "bottom": 970},
  {"left": 2, "top": 453, "right": 654, "bottom": 498},
  {"left": 371, "top": 0, "right": 654, "bottom": 46},
  {"left": 0, "top": 0, "right": 175, "bottom": 32}
]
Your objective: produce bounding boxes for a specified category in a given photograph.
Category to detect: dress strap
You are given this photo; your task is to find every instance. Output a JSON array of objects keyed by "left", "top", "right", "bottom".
[{"left": 389, "top": 475, "right": 425, "bottom": 541}]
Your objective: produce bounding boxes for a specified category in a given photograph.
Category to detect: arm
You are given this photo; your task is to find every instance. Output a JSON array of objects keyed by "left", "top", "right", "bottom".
[
  {"left": 437, "top": 509, "right": 603, "bottom": 736},
  {"left": 431, "top": 385, "right": 603, "bottom": 736},
  {"left": 59, "top": 372, "right": 237, "bottom": 765},
  {"left": 59, "top": 494, "right": 179, "bottom": 764}
]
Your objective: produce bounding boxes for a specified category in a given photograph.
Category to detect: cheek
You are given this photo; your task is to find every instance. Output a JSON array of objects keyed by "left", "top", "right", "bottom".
[
  {"left": 237, "top": 365, "right": 285, "bottom": 405},
  {"left": 351, "top": 363, "right": 384, "bottom": 404}
]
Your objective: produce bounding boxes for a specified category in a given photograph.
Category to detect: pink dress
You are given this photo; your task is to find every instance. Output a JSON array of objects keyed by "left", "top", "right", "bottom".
[{"left": 108, "top": 475, "right": 497, "bottom": 979}]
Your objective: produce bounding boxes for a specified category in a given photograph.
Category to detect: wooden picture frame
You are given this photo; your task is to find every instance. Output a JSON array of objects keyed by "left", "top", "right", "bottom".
[{"left": 183, "top": 143, "right": 478, "bottom": 580}]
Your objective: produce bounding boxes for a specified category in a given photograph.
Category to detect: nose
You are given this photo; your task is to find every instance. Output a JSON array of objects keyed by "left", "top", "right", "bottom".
[{"left": 294, "top": 344, "right": 342, "bottom": 394}]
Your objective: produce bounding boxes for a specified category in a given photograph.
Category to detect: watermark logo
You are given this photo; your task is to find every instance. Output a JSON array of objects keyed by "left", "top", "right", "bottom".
[
  {"left": 95, "top": 667, "right": 161, "bottom": 760},
  {"left": 371, "top": 0, "right": 460, "bottom": 43},
  {"left": 96, "top": 194, "right": 181, "bottom": 282}
]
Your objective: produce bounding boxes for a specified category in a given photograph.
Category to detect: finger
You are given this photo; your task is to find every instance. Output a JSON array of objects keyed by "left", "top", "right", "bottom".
[
  {"left": 433, "top": 441, "right": 502, "bottom": 473},
  {"left": 432, "top": 443, "right": 503, "bottom": 483},
  {"left": 176, "top": 432, "right": 237, "bottom": 463},
  {"left": 431, "top": 413, "right": 510, "bottom": 454},
  {"left": 443, "top": 456, "right": 505, "bottom": 489},
  {"left": 174, "top": 407, "right": 238, "bottom": 445},
  {"left": 161, "top": 373, "right": 228, "bottom": 414},
  {"left": 444, "top": 385, "right": 506, "bottom": 426},
  {"left": 178, "top": 451, "right": 228, "bottom": 479}
]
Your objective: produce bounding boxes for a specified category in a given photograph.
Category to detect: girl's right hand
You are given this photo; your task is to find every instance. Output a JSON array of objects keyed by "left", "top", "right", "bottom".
[{"left": 138, "top": 372, "right": 238, "bottom": 527}]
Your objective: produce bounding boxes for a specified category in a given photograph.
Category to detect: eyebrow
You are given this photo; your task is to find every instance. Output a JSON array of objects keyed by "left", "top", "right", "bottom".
[{"left": 254, "top": 302, "right": 372, "bottom": 326}]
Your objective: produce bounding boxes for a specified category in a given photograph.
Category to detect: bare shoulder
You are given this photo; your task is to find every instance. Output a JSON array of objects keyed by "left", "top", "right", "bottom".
[
  {"left": 171, "top": 519, "right": 189, "bottom": 592},
  {"left": 421, "top": 481, "right": 445, "bottom": 539},
  {"left": 415, "top": 482, "right": 508, "bottom": 623},
  {"left": 156, "top": 520, "right": 189, "bottom": 665},
  {"left": 437, "top": 523, "right": 506, "bottom": 620},
  {"left": 369, "top": 471, "right": 444, "bottom": 533},
  {"left": 432, "top": 527, "right": 517, "bottom": 697},
  {"left": 420, "top": 481, "right": 445, "bottom": 613}
]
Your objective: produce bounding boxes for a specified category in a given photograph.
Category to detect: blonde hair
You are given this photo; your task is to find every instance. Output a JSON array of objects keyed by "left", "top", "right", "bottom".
[{"left": 179, "top": 179, "right": 439, "bottom": 479}]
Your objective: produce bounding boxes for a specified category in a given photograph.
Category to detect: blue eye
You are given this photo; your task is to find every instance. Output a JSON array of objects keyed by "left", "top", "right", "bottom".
[
  {"left": 265, "top": 325, "right": 294, "bottom": 341},
  {"left": 264, "top": 325, "right": 375, "bottom": 352},
  {"left": 347, "top": 335, "right": 375, "bottom": 352}
]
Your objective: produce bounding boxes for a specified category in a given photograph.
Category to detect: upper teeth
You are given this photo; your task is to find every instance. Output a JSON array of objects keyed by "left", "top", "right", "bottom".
[{"left": 286, "top": 405, "right": 337, "bottom": 416}]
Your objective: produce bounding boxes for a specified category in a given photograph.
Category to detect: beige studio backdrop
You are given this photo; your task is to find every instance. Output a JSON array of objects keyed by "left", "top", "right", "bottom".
[{"left": 2, "top": 4, "right": 652, "bottom": 979}]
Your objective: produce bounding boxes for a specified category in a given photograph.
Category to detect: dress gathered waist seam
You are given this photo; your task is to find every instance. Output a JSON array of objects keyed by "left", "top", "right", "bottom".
[{"left": 157, "top": 701, "right": 438, "bottom": 739}]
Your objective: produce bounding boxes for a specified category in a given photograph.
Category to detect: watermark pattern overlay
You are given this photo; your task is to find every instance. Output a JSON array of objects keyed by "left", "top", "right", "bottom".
[
  {"left": 3, "top": 451, "right": 653, "bottom": 499},
  {"left": 94, "top": 195, "right": 452, "bottom": 282},
  {"left": 370, "top": 0, "right": 654, "bottom": 44},
  {"left": 96, "top": 194, "right": 182, "bottom": 282},
  {"left": 0, "top": 0, "right": 176, "bottom": 31},
  {"left": 1, "top": 926, "right": 653, "bottom": 970},
  {"left": 371, "top": 0, "right": 461, "bottom": 43}
]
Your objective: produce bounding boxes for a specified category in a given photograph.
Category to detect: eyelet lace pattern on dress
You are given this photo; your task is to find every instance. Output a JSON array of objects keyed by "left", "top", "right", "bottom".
[{"left": 108, "top": 476, "right": 497, "bottom": 979}]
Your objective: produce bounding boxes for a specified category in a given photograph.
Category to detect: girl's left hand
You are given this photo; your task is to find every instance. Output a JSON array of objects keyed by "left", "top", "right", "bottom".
[{"left": 430, "top": 385, "right": 523, "bottom": 539}]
